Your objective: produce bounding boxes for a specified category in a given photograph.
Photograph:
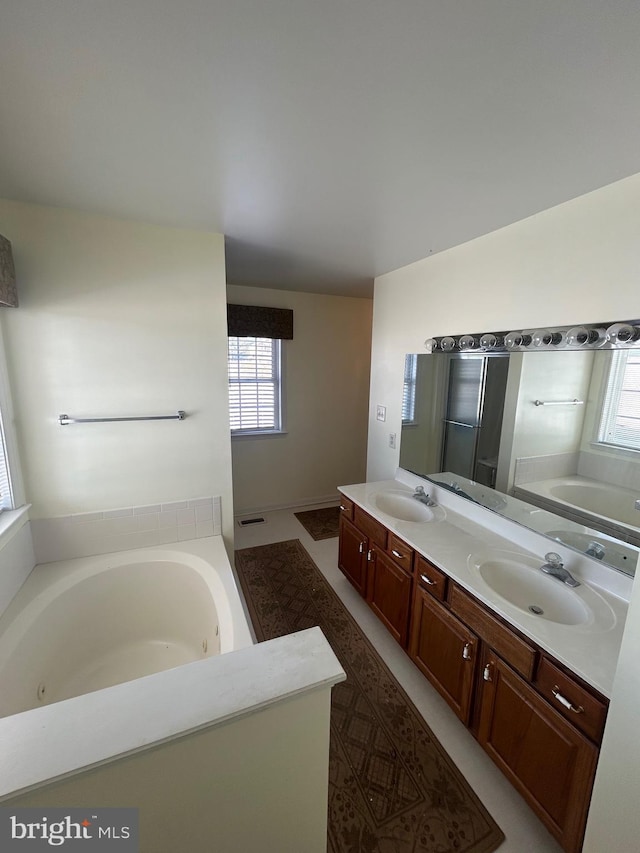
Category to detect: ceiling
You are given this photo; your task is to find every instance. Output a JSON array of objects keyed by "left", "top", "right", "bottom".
[{"left": 1, "top": 1, "right": 640, "bottom": 299}]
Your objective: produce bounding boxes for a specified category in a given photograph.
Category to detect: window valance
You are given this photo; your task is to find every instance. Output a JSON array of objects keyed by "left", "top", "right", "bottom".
[{"left": 227, "top": 304, "right": 293, "bottom": 340}]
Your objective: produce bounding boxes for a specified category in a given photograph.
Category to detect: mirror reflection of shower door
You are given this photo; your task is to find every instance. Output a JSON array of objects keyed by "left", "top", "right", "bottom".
[
  {"left": 441, "top": 355, "right": 508, "bottom": 485},
  {"left": 441, "top": 421, "right": 478, "bottom": 479},
  {"left": 441, "top": 357, "right": 483, "bottom": 480}
]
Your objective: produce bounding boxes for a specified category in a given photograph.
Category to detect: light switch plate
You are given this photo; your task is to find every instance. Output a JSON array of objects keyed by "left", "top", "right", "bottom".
[{"left": 376, "top": 405, "right": 386, "bottom": 422}]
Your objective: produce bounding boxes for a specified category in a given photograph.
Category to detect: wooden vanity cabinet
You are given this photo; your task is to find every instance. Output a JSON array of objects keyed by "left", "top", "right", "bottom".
[
  {"left": 415, "top": 553, "right": 448, "bottom": 601},
  {"left": 337, "top": 495, "right": 608, "bottom": 852},
  {"left": 337, "top": 504, "right": 388, "bottom": 598},
  {"left": 338, "top": 514, "right": 369, "bottom": 596},
  {"left": 367, "top": 547, "right": 413, "bottom": 647},
  {"left": 409, "top": 585, "right": 478, "bottom": 723},
  {"left": 337, "top": 500, "right": 413, "bottom": 646},
  {"left": 478, "top": 651, "right": 598, "bottom": 853},
  {"left": 338, "top": 495, "right": 354, "bottom": 521},
  {"left": 535, "top": 656, "right": 608, "bottom": 743}
]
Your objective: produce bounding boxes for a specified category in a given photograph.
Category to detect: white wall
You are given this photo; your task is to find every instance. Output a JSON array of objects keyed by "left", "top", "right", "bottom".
[
  {"left": 4, "top": 686, "right": 333, "bottom": 853},
  {"left": 367, "top": 173, "right": 640, "bottom": 483},
  {"left": 0, "top": 200, "right": 235, "bottom": 545},
  {"left": 365, "top": 172, "right": 640, "bottom": 852},
  {"left": 227, "top": 284, "right": 372, "bottom": 515}
]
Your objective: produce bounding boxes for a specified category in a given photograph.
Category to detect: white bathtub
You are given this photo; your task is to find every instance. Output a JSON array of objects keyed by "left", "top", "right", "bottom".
[
  {"left": 0, "top": 536, "right": 253, "bottom": 718},
  {"left": 514, "top": 475, "right": 640, "bottom": 548}
]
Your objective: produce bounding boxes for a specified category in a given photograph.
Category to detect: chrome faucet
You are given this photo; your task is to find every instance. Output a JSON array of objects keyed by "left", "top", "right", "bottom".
[
  {"left": 540, "top": 552, "right": 581, "bottom": 587},
  {"left": 585, "top": 541, "right": 606, "bottom": 560},
  {"left": 413, "top": 485, "right": 436, "bottom": 506}
]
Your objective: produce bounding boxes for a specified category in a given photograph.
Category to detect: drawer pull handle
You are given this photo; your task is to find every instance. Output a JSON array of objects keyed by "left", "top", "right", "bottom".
[
  {"left": 462, "top": 642, "right": 472, "bottom": 661},
  {"left": 339, "top": 504, "right": 347, "bottom": 511},
  {"left": 420, "top": 574, "right": 436, "bottom": 586},
  {"left": 391, "top": 549, "right": 404, "bottom": 559},
  {"left": 358, "top": 541, "right": 365, "bottom": 554},
  {"left": 483, "top": 664, "right": 492, "bottom": 682},
  {"left": 367, "top": 549, "right": 373, "bottom": 562},
  {"left": 552, "top": 686, "right": 585, "bottom": 714}
]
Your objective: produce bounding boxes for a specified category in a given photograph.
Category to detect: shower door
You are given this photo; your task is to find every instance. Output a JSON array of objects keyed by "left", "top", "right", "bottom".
[
  {"left": 441, "top": 355, "right": 508, "bottom": 485},
  {"left": 441, "top": 356, "right": 484, "bottom": 480}
]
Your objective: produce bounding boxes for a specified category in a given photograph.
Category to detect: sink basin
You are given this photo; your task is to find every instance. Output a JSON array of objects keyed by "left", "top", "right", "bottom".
[
  {"left": 468, "top": 551, "right": 615, "bottom": 629},
  {"left": 374, "top": 491, "right": 444, "bottom": 523}
]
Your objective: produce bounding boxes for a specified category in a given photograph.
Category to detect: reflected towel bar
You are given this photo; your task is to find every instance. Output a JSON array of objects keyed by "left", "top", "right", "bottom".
[
  {"left": 533, "top": 399, "right": 584, "bottom": 407},
  {"left": 59, "top": 411, "right": 186, "bottom": 425}
]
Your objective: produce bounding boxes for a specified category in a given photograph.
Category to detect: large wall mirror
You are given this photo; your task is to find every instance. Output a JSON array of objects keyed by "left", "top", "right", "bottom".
[{"left": 399, "top": 322, "right": 640, "bottom": 576}]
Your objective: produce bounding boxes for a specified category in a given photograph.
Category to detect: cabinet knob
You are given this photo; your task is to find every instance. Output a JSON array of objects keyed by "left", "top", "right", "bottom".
[
  {"left": 367, "top": 549, "right": 373, "bottom": 561},
  {"left": 483, "top": 663, "right": 493, "bottom": 682},
  {"left": 358, "top": 541, "right": 365, "bottom": 554},
  {"left": 339, "top": 504, "right": 347, "bottom": 511},
  {"left": 552, "top": 686, "right": 585, "bottom": 714},
  {"left": 420, "top": 573, "right": 436, "bottom": 586},
  {"left": 391, "top": 549, "right": 404, "bottom": 559},
  {"left": 462, "top": 642, "right": 472, "bottom": 660}
]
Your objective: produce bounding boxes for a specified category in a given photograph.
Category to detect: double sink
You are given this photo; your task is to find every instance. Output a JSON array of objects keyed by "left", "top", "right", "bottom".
[{"left": 373, "top": 487, "right": 617, "bottom": 630}]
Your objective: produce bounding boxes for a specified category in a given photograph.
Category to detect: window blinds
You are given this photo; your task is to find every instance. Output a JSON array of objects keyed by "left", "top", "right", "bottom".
[
  {"left": 228, "top": 337, "right": 281, "bottom": 432},
  {"left": 598, "top": 350, "right": 640, "bottom": 451},
  {"left": 402, "top": 354, "right": 417, "bottom": 424}
]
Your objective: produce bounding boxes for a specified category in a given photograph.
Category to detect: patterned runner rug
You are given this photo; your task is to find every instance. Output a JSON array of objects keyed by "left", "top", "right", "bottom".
[
  {"left": 234, "top": 538, "right": 505, "bottom": 853},
  {"left": 294, "top": 505, "right": 341, "bottom": 540}
]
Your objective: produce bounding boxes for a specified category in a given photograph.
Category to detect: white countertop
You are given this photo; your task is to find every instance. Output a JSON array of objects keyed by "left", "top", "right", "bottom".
[{"left": 339, "top": 474, "right": 633, "bottom": 698}]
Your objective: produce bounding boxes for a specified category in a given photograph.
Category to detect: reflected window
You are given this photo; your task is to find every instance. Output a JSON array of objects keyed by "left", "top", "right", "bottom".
[
  {"left": 402, "top": 354, "right": 417, "bottom": 425},
  {"left": 598, "top": 350, "right": 640, "bottom": 451}
]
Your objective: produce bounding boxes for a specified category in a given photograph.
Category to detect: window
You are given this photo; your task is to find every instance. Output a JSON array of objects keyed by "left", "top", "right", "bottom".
[
  {"left": 402, "top": 353, "right": 418, "bottom": 425},
  {"left": 598, "top": 350, "right": 640, "bottom": 451},
  {"left": 0, "top": 421, "right": 13, "bottom": 510},
  {"left": 228, "top": 336, "right": 282, "bottom": 434}
]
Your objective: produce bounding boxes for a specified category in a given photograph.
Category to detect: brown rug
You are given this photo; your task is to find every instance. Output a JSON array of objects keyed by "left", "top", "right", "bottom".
[
  {"left": 294, "top": 505, "right": 341, "bottom": 540},
  {"left": 234, "top": 539, "right": 505, "bottom": 853}
]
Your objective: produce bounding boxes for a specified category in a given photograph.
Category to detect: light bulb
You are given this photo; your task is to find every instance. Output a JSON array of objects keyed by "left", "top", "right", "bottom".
[
  {"left": 505, "top": 331, "right": 531, "bottom": 349},
  {"left": 606, "top": 323, "right": 640, "bottom": 345},
  {"left": 532, "top": 329, "right": 553, "bottom": 347},
  {"left": 480, "top": 333, "right": 498, "bottom": 350},
  {"left": 458, "top": 334, "right": 477, "bottom": 350},
  {"left": 566, "top": 326, "right": 591, "bottom": 347},
  {"left": 441, "top": 336, "right": 456, "bottom": 352},
  {"left": 424, "top": 338, "right": 437, "bottom": 352}
]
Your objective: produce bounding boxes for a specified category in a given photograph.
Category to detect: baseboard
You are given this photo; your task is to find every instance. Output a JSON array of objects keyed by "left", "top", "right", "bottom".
[{"left": 234, "top": 493, "right": 340, "bottom": 519}]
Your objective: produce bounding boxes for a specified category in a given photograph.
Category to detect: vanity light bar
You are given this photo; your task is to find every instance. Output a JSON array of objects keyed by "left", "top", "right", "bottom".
[{"left": 424, "top": 321, "right": 640, "bottom": 353}]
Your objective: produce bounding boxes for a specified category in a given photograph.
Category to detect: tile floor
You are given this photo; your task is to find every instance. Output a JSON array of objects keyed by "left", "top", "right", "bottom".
[{"left": 234, "top": 503, "right": 564, "bottom": 853}]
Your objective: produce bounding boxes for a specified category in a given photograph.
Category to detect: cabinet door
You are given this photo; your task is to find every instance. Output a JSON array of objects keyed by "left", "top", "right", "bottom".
[
  {"left": 478, "top": 653, "right": 598, "bottom": 853},
  {"left": 338, "top": 515, "right": 368, "bottom": 596},
  {"left": 367, "top": 549, "right": 413, "bottom": 647},
  {"left": 409, "top": 587, "right": 478, "bottom": 723}
]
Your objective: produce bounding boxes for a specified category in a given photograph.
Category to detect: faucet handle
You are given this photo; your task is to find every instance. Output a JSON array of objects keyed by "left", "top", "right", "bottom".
[
  {"left": 414, "top": 485, "right": 426, "bottom": 495},
  {"left": 544, "top": 552, "right": 563, "bottom": 567}
]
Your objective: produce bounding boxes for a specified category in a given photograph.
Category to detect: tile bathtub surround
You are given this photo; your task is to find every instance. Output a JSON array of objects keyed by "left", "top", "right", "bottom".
[
  {"left": 0, "top": 514, "right": 36, "bottom": 617},
  {"left": 30, "top": 497, "right": 221, "bottom": 564},
  {"left": 513, "top": 452, "right": 579, "bottom": 485},
  {"left": 578, "top": 450, "right": 640, "bottom": 492}
]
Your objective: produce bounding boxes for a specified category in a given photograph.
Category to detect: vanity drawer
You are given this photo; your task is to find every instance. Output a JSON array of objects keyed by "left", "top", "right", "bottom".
[
  {"left": 354, "top": 506, "right": 388, "bottom": 549},
  {"left": 338, "top": 495, "right": 354, "bottom": 521},
  {"left": 415, "top": 554, "right": 447, "bottom": 601},
  {"left": 536, "top": 657, "right": 608, "bottom": 743},
  {"left": 449, "top": 585, "right": 536, "bottom": 680},
  {"left": 387, "top": 533, "right": 413, "bottom": 573}
]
